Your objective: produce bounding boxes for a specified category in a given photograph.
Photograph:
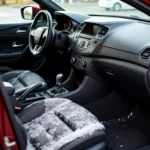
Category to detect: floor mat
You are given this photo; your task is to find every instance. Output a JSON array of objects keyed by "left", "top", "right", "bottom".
[
  {"left": 105, "top": 117, "right": 150, "bottom": 150},
  {"left": 85, "top": 91, "right": 134, "bottom": 121}
]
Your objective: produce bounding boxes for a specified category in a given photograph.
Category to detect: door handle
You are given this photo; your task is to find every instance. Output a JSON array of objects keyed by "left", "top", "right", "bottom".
[
  {"left": 17, "top": 29, "right": 27, "bottom": 34},
  {"left": 12, "top": 42, "right": 24, "bottom": 48},
  {"left": 17, "top": 26, "right": 28, "bottom": 33},
  {"left": 16, "top": 26, "right": 29, "bottom": 36}
]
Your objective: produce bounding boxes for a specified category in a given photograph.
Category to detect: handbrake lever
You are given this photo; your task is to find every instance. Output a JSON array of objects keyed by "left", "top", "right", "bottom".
[{"left": 17, "top": 83, "right": 42, "bottom": 102}]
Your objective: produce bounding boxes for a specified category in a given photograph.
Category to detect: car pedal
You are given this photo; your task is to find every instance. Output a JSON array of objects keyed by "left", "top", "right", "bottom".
[{"left": 102, "top": 106, "right": 140, "bottom": 128}]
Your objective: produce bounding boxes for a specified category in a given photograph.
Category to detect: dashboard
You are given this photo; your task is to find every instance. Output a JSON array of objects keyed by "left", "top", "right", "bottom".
[
  {"left": 54, "top": 13, "right": 79, "bottom": 33},
  {"left": 54, "top": 11, "right": 150, "bottom": 100},
  {"left": 55, "top": 19, "right": 73, "bottom": 32}
]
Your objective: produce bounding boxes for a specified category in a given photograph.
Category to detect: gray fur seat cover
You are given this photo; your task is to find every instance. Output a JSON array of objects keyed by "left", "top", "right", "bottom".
[
  {"left": 2, "top": 70, "right": 47, "bottom": 92},
  {"left": 24, "top": 98, "right": 105, "bottom": 150}
]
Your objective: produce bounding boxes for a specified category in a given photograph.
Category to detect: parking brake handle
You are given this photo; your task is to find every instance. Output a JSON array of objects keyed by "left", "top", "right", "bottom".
[{"left": 17, "top": 83, "right": 42, "bottom": 102}]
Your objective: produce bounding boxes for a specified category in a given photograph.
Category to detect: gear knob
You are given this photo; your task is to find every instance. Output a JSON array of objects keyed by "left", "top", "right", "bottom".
[{"left": 56, "top": 73, "right": 63, "bottom": 87}]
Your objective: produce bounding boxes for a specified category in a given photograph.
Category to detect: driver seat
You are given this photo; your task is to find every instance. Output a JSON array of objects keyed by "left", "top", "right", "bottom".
[{"left": 2, "top": 70, "right": 47, "bottom": 92}]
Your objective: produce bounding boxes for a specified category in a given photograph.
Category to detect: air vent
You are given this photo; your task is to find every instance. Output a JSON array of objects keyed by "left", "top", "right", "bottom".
[
  {"left": 78, "top": 23, "right": 85, "bottom": 31},
  {"left": 141, "top": 48, "right": 150, "bottom": 60},
  {"left": 98, "top": 27, "right": 109, "bottom": 36}
]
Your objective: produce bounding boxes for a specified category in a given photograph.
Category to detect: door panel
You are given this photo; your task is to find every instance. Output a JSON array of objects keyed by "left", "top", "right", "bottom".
[
  {"left": 0, "top": 23, "right": 33, "bottom": 73},
  {"left": 0, "top": 23, "right": 30, "bottom": 59},
  {"left": 0, "top": 21, "right": 57, "bottom": 74}
]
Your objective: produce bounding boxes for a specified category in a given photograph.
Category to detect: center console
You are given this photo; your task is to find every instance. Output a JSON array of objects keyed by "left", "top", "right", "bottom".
[
  {"left": 13, "top": 22, "right": 110, "bottom": 110},
  {"left": 45, "top": 22, "right": 109, "bottom": 99},
  {"left": 71, "top": 22, "right": 109, "bottom": 70}
]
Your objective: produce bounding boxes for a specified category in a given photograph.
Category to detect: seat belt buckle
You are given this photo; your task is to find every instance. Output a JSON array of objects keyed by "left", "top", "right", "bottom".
[{"left": 14, "top": 106, "right": 22, "bottom": 111}]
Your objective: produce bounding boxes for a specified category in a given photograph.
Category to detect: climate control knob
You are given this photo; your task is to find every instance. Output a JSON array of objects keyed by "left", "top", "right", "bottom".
[
  {"left": 71, "top": 57, "right": 76, "bottom": 64},
  {"left": 81, "top": 61, "right": 86, "bottom": 68}
]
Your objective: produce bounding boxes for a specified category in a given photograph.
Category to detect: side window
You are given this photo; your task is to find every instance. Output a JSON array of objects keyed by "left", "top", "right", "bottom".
[{"left": 0, "top": 0, "right": 37, "bottom": 24}]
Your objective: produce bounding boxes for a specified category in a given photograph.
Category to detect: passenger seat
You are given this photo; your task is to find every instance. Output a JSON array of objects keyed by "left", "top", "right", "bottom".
[{"left": 17, "top": 98, "right": 108, "bottom": 150}]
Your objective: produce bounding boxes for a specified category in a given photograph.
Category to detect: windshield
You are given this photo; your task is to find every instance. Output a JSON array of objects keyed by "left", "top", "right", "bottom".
[{"left": 53, "top": 0, "right": 149, "bottom": 20}]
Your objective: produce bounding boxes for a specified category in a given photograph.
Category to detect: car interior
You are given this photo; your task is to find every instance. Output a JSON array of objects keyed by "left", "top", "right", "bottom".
[{"left": 1, "top": 0, "right": 150, "bottom": 150}]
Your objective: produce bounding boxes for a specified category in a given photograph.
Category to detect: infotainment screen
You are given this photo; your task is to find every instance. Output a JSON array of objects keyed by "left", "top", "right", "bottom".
[{"left": 81, "top": 23, "right": 102, "bottom": 36}]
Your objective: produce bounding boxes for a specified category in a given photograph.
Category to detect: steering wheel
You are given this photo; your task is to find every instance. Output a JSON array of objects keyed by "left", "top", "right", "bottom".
[{"left": 29, "top": 10, "right": 54, "bottom": 57}]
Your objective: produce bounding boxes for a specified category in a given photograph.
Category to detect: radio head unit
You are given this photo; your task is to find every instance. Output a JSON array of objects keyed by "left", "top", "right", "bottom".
[
  {"left": 72, "top": 23, "right": 109, "bottom": 54},
  {"left": 77, "top": 37, "right": 90, "bottom": 49},
  {"left": 81, "top": 23, "right": 103, "bottom": 36}
]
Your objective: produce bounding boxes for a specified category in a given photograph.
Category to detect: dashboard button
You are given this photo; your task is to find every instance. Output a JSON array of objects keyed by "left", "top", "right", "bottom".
[
  {"left": 84, "top": 41, "right": 90, "bottom": 49},
  {"left": 71, "top": 57, "right": 76, "bottom": 64},
  {"left": 82, "top": 41, "right": 85, "bottom": 47},
  {"left": 81, "top": 61, "right": 86, "bottom": 68},
  {"left": 79, "top": 41, "right": 85, "bottom": 47},
  {"left": 94, "top": 40, "right": 98, "bottom": 44}
]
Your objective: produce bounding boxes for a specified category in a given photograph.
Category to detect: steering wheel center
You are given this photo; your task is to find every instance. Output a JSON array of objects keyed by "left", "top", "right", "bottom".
[{"left": 34, "top": 27, "right": 45, "bottom": 44}]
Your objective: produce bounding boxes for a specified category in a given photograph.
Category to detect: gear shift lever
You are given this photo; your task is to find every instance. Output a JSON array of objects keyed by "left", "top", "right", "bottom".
[
  {"left": 56, "top": 73, "right": 63, "bottom": 93},
  {"left": 48, "top": 73, "right": 69, "bottom": 97}
]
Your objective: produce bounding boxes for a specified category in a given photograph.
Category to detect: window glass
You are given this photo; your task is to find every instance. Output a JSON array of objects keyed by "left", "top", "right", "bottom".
[
  {"left": 0, "top": 0, "right": 37, "bottom": 24},
  {"left": 53, "top": 0, "right": 149, "bottom": 20}
]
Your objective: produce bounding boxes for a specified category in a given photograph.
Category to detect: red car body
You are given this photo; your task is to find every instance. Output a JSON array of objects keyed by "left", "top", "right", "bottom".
[{"left": 0, "top": 93, "right": 19, "bottom": 150}]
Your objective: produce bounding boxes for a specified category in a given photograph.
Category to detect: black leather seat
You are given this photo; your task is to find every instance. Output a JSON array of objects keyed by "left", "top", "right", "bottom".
[
  {"left": 2, "top": 70, "right": 47, "bottom": 92},
  {"left": 18, "top": 98, "right": 108, "bottom": 150}
]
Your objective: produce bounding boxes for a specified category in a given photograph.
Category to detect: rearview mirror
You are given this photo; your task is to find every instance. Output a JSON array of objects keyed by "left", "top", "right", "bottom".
[{"left": 21, "top": 6, "right": 40, "bottom": 20}]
